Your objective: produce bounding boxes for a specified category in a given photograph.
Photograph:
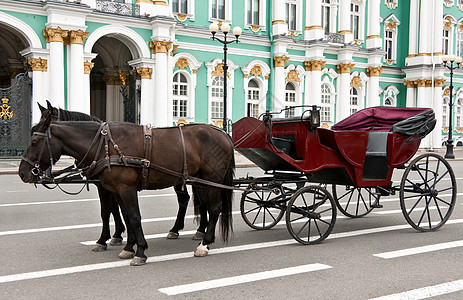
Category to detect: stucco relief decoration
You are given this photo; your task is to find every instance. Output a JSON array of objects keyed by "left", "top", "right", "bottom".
[
  {"left": 211, "top": 63, "right": 230, "bottom": 78},
  {"left": 0, "top": 97, "right": 13, "bottom": 120},
  {"left": 336, "top": 63, "right": 355, "bottom": 74},
  {"left": 385, "top": 0, "right": 398, "bottom": 9},
  {"left": 176, "top": 13, "right": 187, "bottom": 22},
  {"left": 444, "top": 87, "right": 451, "bottom": 96},
  {"left": 28, "top": 58, "right": 47, "bottom": 72},
  {"left": 385, "top": 21, "right": 397, "bottom": 30},
  {"left": 137, "top": 67, "right": 152, "bottom": 79},
  {"left": 149, "top": 40, "right": 172, "bottom": 54},
  {"left": 444, "top": 17, "right": 453, "bottom": 29},
  {"left": 444, "top": 0, "right": 454, "bottom": 8},
  {"left": 304, "top": 60, "right": 326, "bottom": 71},
  {"left": 43, "top": 27, "right": 69, "bottom": 43},
  {"left": 366, "top": 66, "right": 383, "bottom": 77},
  {"left": 84, "top": 61, "right": 94, "bottom": 74},
  {"left": 458, "top": 23, "right": 463, "bottom": 32},
  {"left": 287, "top": 31, "right": 300, "bottom": 38},
  {"left": 250, "top": 65, "right": 262, "bottom": 77},
  {"left": 350, "top": 76, "right": 363, "bottom": 88},
  {"left": 250, "top": 25, "right": 261, "bottom": 34},
  {"left": 285, "top": 70, "right": 301, "bottom": 84},
  {"left": 176, "top": 57, "right": 189, "bottom": 70},
  {"left": 67, "top": 30, "right": 89, "bottom": 45},
  {"left": 274, "top": 55, "right": 289, "bottom": 67}
]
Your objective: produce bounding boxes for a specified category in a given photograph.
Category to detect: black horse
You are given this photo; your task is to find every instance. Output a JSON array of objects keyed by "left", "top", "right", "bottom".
[
  {"left": 32, "top": 101, "right": 208, "bottom": 252},
  {"left": 20, "top": 117, "right": 234, "bottom": 265}
]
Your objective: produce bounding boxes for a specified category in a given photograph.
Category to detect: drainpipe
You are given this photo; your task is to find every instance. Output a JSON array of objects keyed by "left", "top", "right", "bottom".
[
  {"left": 267, "top": 0, "right": 274, "bottom": 112},
  {"left": 430, "top": 0, "right": 436, "bottom": 151}
]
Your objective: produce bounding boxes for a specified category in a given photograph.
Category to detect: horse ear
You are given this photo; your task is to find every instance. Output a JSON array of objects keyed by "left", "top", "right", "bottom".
[
  {"left": 46, "top": 100, "right": 53, "bottom": 111},
  {"left": 44, "top": 112, "right": 52, "bottom": 128},
  {"left": 38, "top": 102, "right": 46, "bottom": 113}
]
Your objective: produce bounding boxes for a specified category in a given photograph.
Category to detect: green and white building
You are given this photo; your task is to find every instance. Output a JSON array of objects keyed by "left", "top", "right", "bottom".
[{"left": 1, "top": 0, "right": 463, "bottom": 155}]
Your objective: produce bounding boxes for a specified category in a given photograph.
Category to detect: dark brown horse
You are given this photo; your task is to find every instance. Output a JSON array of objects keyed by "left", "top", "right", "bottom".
[
  {"left": 33, "top": 101, "right": 208, "bottom": 252},
  {"left": 19, "top": 117, "right": 234, "bottom": 266}
]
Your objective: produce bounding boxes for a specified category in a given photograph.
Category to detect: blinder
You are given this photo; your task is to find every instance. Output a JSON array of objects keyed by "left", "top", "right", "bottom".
[{"left": 21, "top": 129, "right": 55, "bottom": 177}]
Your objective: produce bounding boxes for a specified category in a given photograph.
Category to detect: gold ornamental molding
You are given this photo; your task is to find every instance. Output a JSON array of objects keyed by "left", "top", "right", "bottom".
[
  {"left": 171, "top": 44, "right": 179, "bottom": 56},
  {"left": 366, "top": 66, "right": 383, "bottom": 77},
  {"left": 337, "top": 30, "right": 352, "bottom": 35},
  {"left": 425, "top": 80, "right": 433, "bottom": 88},
  {"left": 67, "top": 30, "right": 89, "bottom": 45},
  {"left": 336, "top": 63, "right": 355, "bottom": 74},
  {"left": 435, "top": 78, "right": 446, "bottom": 87},
  {"left": 28, "top": 58, "right": 47, "bottom": 72},
  {"left": 211, "top": 63, "right": 230, "bottom": 78},
  {"left": 137, "top": 67, "right": 153, "bottom": 79},
  {"left": 285, "top": 69, "right": 300, "bottom": 84},
  {"left": 350, "top": 76, "right": 363, "bottom": 88},
  {"left": 417, "top": 52, "right": 432, "bottom": 57},
  {"left": 149, "top": 40, "right": 172, "bottom": 54},
  {"left": 304, "top": 60, "right": 326, "bottom": 71},
  {"left": 243, "top": 74, "right": 249, "bottom": 78},
  {"left": 84, "top": 61, "right": 94, "bottom": 74},
  {"left": 136, "top": 0, "right": 152, "bottom": 3},
  {"left": 175, "top": 57, "right": 189, "bottom": 70},
  {"left": 176, "top": 13, "right": 187, "bottom": 22},
  {"left": 153, "top": 0, "right": 168, "bottom": 6},
  {"left": 43, "top": 27, "right": 69, "bottom": 43},
  {"left": 403, "top": 80, "right": 416, "bottom": 88},
  {"left": 272, "top": 20, "right": 286, "bottom": 25},
  {"left": 103, "top": 75, "right": 124, "bottom": 86},
  {"left": 444, "top": 87, "right": 451, "bottom": 96},
  {"left": 366, "top": 35, "right": 381, "bottom": 40},
  {"left": 0, "top": 97, "right": 13, "bottom": 120},
  {"left": 250, "top": 65, "right": 262, "bottom": 77},
  {"left": 273, "top": 55, "right": 289, "bottom": 68},
  {"left": 192, "top": 69, "right": 198, "bottom": 74},
  {"left": 414, "top": 79, "right": 427, "bottom": 88},
  {"left": 250, "top": 25, "right": 261, "bottom": 33},
  {"left": 444, "top": 16, "right": 453, "bottom": 29},
  {"left": 305, "top": 25, "right": 323, "bottom": 31},
  {"left": 385, "top": 21, "right": 397, "bottom": 30}
]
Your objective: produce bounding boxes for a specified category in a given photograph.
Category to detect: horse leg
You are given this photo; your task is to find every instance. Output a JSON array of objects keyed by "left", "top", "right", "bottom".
[
  {"left": 167, "top": 184, "right": 190, "bottom": 239},
  {"left": 92, "top": 185, "right": 113, "bottom": 252},
  {"left": 194, "top": 188, "right": 220, "bottom": 257},
  {"left": 109, "top": 197, "right": 125, "bottom": 246},
  {"left": 192, "top": 185, "right": 208, "bottom": 240},
  {"left": 117, "top": 199, "right": 136, "bottom": 260}
]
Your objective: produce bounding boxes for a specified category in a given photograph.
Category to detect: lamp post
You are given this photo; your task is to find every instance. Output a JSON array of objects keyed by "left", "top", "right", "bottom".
[
  {"left": 209, "top": 23, "right": 242, "bottom": 133},
  {"left": 442, "top": 55, "right": 462, "bottom": 159}
]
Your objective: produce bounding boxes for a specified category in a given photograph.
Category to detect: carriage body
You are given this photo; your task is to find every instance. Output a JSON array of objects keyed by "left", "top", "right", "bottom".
[{"left": 233, "top": 107, "right": 430, "bottom": 188}]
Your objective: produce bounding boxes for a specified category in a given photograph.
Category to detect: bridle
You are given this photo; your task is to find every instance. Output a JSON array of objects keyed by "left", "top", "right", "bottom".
[{"left": 21, "top": 129, "right": 55, "bottom": 177}]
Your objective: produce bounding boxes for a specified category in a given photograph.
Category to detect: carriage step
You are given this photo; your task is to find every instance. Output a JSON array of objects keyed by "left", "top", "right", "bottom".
[{"left": 371, "top": 203, "right": 383, "bottom": 208}]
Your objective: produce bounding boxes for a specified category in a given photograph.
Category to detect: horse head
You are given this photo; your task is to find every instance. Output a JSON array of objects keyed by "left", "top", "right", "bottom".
[{"left": 32, "top": 100, "right": 58, "bottom": 134}]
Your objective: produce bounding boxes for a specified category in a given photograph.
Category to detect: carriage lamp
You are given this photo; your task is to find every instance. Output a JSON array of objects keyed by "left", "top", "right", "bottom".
[
  {"left": 209, "top": 23, "right": 242, "bottom": 133},
  {"left": 310, "top": 105, "right": 321, "bottom": 130},
  {"left": 442, "top": 55, "right": 463, "bottom": 159}
]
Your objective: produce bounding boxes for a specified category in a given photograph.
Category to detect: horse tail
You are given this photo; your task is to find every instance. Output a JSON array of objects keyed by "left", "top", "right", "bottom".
[{"left": 220, "top": 154, "right": 235, "bottom": 242}]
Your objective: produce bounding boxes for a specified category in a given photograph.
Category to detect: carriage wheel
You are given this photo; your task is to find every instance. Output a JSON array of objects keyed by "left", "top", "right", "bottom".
[
  {"left": 400, "top": 153, "right": 457, "bottom": 231},
  {"left": 332, "top": 185, "right": 379, "bottom": 218},
  {"left": 240, "top": 186, "right": 286, "bottom": 230},
  {"left": 285, "top": 185, "right": 336, "bottom": 245}
]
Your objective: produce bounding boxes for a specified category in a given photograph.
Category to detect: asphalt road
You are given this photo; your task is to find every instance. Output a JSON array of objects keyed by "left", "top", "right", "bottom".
[{"left": 1, "top": 163, "right": 463, "bottom": 299}]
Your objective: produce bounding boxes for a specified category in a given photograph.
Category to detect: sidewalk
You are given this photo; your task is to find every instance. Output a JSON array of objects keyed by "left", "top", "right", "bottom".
[
  {"left": 2, "top": 148, "right": 462, "bottom": 175},
  {"left": 0, "top": 150, "right": 256, "bottom": 175}
]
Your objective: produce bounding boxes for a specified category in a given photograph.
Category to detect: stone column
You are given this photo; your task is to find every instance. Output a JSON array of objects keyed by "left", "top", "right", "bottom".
[
  {"left": 305, "top": 60, "right": 326, "bottom": 106},
  {"left": 366, "top": 0, "right": 381, "bottom": 48},
  {"left": 433, "top": 0, "right": 444, "bottom": 57},
  {"left": 366, "top": 66, "right": 383, "bottom": 107},
  {"left": 28, "top": 58, "right": 48, "bottom": 124},
  {"left": 404, "top": 80, "right": 416, "bottom": 107},
  {"left": 418, "top": 1, "right": 431, "bottom": 56},
  {"left": 103, "top": 75, "right": 123, "bottom": 122},
  {"left": 408, "top": 0, "right": 419, "bottom": 58},
  {"left": 336, "top": 63, "right": 355, "bottom": 121},
  {"left": 338, "top": 0, "right": 353, "bottom": 44},
  {"left": 43, "top": 27, "right": 68, "bottom": 109},
  {"left": 273, "top": 55, "right": 289, "bottom": 116},
  {"left": 305, "top": 0, "right": 324, "bottom": 41},
  {"left": 68, "top": 30, "right": 89, "bottom": 113},
  {"left": 83, "top": 61, "right": 94, "bottom": 117},
  {"left": 272, "top": 0, "right": 288, "bottom": 36},
  {"left": 136, "top": 67, "right": 154, "bottom": 125},
  {"left": 149, "top": 40, "right": 172, "bottom": 127}
]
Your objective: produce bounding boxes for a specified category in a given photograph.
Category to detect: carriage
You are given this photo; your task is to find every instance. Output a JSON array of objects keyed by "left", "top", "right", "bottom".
[
  {"left": 23, "top": 104, "right": 457, "bottom": 258},
  {"left": 232, "top": 106, "right": 456, "bottom": 245}
]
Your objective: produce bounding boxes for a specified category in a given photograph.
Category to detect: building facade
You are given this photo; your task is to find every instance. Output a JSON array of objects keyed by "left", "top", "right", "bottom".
[{"left": 1, "top": 0, "right": 463, "bottom": 156}]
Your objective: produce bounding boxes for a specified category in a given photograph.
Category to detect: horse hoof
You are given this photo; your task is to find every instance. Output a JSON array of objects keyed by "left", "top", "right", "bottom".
[
  {"left": 166, "top": 231, "right": 179, "bottom": 239},
  {"left": 109, "top": 237, "right": 123, "bottom": 246},
  {"left": 91, "top": 244, "right": 107, "bottom": 252},
  {"left": 192, "top": 231, "right": 205, "bottom": 240},
  {"left": 194, "top": 243, "right": 209, "bottom": 257},
  {"left": 118, "top": 250, "right": 135, "bottom": 259},
  {"left": 130, "top": 256, "right": 147, "bottom": 266}
]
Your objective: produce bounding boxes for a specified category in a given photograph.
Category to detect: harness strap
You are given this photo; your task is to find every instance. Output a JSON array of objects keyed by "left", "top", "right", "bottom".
[
  {"left": 178, "top": 125, "right": 189, "bottom": 190},
  {"left": 142, "top": 124, "right": 152, "bottom": 189}
]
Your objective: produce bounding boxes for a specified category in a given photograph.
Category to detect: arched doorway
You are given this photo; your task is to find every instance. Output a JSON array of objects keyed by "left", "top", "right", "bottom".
[
  {"left": 0, "top": 23, "right": 31, "bottom": 157},
  {"left": 90, "top": 36, "right": 140, "bottom": 123}
]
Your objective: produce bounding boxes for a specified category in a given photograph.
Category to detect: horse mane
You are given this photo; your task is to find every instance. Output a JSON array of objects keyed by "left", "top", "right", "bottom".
[{"left": 58, "top": 108, "right": 101, "bottom": 123}]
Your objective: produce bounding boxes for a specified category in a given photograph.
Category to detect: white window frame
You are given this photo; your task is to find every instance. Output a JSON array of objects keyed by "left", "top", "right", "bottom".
[
  {"left": 210, "top": 76, "right": 224, "bottom": 120},
  {"left": 285, "top": 0, "right": 303, "bottom": 34},
  {"left": 349, "top": 87, "right": 361, "bottom": 115},
  {"left": 443, "top": 15, "right": 457, "bottom": 56},
  {"left": 172, "top": 71, "right": 190, "bottom": 120},
  {"left": 320, "top": 83, "right": 333, "bottom": 122},
  {"left": 321, "top": 0, "right": 331, "bottom": 34},
  {"left": 457, "top": 25, "right": 463, "bottom": 57},
  {"left": 383, "top": 15, "right": 400, "bottom": 64},
  {"left": 350, "top": 0, "right": 365, "bottom": 41},
  {"left": 285, "top": 82, "right": 298, "bottom": 118},
  {"left": 241, "top": 60, "right": 271, "bottom": 118},
  {"left": 456, "top": 98, "right": 463, "bottom": 128},
  {"left": 244, "top": 0, "right": 266, "bottom": 30},
  {"left": 209, "top": 0, "right": 232, "bottom": 23},
  {"left": 382, "top": 85, "right": 399, "bottom": 107},
  {"left": 443, "top": 97, "right": 449, "bottom": 129},
  {"left": 320, "top": 69, "right": 337, "bottom": 125},
  {"left": 171, "top": 0, "right": 195, "bottom": 21},
  {"left": 246, "top": 79, "right": 261, "bottom": 118}
]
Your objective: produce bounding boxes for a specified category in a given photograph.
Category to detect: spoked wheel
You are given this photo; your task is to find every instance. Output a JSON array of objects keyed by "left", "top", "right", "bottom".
[
  {"left": 400, "top": 153, "right": 457, "bottom": 231},
  {"left": 240, "top": 185, "right": 287, "bottom": 230},
  {"left": 286, "top": 185, "right": 336, "bottom": 245},
  {"left": 332, "top": 185, "right": 380, "bottom": 218}
]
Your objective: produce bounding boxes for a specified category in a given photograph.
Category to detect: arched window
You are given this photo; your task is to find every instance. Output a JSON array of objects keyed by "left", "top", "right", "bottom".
[
  {"left": 285, "top": 82, "right": 296, "bottom": 118},
  {"left": 384, "top": 97, "right": 394, "bottom": 106},
  {"left": 211, "top": 76, "right": 224, "bottom": 119},
  {"left": 350, "top": 87, "right": 360, "bottom": 115},
  {"left": 321, "top": 83, "right": 332, "bottom": 122},
  {"left": 173, "top": 73, "right": 189, "bottom": 118},
  {"left": 321, "top": 0, "right": 331, "bottom": 34},
  {"left": 247, "top": 79, "right": 260, "bottom": 118},
  {"left": 350, "top": 1, "right": 361, "bottom": 40},
  {"left": 443, "top": 98, "right": 449, "bottom": 128},
  {"left": 443, "top": 28, "right": 451, "bottom": 55},
  {"left": 456, "top": 98, "right": 462, "bottom": 128}
]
